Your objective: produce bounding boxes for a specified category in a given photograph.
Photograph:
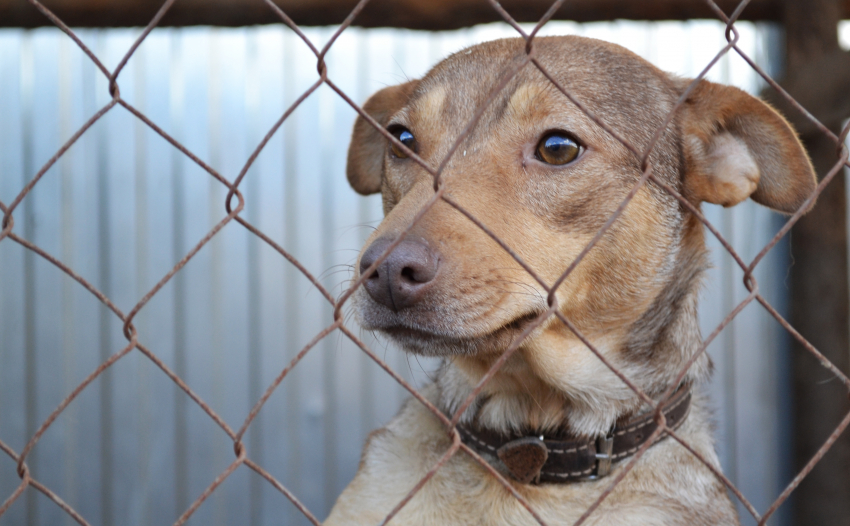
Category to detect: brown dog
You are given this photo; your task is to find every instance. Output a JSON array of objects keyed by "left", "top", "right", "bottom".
[{"left": 326, "top": 36, "right": 815, "bottom": 525}]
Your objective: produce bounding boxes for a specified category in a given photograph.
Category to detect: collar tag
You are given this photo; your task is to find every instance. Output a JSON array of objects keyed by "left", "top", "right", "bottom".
[{"left": 496, "top": 436, "right": 549, "bottom": 484}]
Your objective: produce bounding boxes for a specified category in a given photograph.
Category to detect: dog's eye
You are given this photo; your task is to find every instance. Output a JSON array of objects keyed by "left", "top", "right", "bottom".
[
  {"left": 536, "top": 132, "right": 580, "bottom": 165},
  {"left": 389, "top": 127, "right": 416, "bottom": 158}
]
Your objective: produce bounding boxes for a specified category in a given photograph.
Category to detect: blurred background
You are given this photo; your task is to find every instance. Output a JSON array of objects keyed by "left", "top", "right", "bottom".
[{"left": 1, "top": 1, "right": 849, "bottom": 525}]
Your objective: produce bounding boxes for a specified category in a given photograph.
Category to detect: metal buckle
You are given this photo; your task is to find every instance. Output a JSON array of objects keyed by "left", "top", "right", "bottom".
[{"left": 594, "top": 431, "right": 614, "bottom": 478}]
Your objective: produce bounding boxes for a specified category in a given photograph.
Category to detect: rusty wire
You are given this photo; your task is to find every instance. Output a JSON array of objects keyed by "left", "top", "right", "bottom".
[{"left": 1, "top": 0, "right": 849, "bottom": 524}]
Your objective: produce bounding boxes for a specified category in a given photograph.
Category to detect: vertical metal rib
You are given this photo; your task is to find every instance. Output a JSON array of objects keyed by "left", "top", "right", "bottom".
[
  {"left": 95, "top": 29, "right": 115, "bottom": 526},
  {"left": 20, "top": 31, "right": 39, "bottom": 526},
  {"left": 169, "top": 31, "right": 189, "bottom": 521},
  {"left": 282, "top": 28, "right": 302, "bottom": 524},
  {"left": 245, "top": 29, "right": 264, "bottom": 526}
]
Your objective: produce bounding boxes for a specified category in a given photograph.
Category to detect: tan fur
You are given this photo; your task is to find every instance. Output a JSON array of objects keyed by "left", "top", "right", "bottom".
[{"left": 327, "top": 36, "right": 816, "bottom": 525}]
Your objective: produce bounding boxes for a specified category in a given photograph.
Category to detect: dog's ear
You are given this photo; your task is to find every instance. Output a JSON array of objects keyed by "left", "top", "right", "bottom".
[
  {"left": 680, "top": 80, "right": 816, "bottom": 213},
  {"left": 347, "top": 80, "right": 419, "bottom": 195}
]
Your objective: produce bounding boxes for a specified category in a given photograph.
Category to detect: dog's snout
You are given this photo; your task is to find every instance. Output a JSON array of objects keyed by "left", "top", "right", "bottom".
[{"left": 359, "top": 237, "right": 439, "bottom": 311}]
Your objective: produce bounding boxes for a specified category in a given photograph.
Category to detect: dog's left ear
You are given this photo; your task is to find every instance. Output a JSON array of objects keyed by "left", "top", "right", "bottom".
[{"left": 680, "top": 79, "right": 816, "bottom": 213}]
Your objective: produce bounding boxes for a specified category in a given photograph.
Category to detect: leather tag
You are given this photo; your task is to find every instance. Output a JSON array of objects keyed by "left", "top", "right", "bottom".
[{"left": 496, "top": 437, "right": 548, "bottom": 484}]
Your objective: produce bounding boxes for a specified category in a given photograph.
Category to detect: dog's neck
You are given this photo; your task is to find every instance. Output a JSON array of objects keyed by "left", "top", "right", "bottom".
[
  {"left": 434, "top": 229, "right": 711, "bottom": 438},
  {"left": 436, "top": 346, "right": 650, "bottom": 438},
  {"left": 435, "top": 348, "right": 696, "bottom": 438}
]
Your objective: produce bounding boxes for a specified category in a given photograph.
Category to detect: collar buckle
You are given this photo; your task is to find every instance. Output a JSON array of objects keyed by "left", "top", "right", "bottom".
[{"left": 593, "top": 430, "right": 614, "bottom": 478}]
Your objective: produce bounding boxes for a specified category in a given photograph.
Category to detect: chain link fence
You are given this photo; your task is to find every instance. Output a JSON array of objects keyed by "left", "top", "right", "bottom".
[{"left": 1, "top": 0, "right": 849, "bottom": 525}]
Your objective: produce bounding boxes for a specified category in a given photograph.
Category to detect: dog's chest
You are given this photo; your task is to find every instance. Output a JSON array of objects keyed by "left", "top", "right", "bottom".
[{"left": 325, "top": 388, "right": 737, "bottom": 526}]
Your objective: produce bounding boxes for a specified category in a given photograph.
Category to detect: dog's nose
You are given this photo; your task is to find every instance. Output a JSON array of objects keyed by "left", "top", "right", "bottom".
[{"left": 359, "top": 237, "right": 439, "bottom": 311}]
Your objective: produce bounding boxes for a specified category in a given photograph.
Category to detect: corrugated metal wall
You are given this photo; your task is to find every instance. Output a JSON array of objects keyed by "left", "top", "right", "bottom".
[{"left": 0, "top": 20, "right": 808, "bottom": 525}]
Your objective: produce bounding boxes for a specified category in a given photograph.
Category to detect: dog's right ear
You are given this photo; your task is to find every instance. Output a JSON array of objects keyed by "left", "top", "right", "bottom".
[{"left": 346, "top": 80, "right": 419, "bottom": 195}]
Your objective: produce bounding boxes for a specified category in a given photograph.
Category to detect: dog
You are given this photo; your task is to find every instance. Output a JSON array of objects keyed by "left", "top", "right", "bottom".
[{"left": 325, "top": 36, "right": 816, "bottom": 525}]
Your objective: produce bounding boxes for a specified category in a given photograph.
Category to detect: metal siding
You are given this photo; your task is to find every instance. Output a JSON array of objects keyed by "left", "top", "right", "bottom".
[{"left": 0, "top": 21, "right": 794, "bottom": 525}]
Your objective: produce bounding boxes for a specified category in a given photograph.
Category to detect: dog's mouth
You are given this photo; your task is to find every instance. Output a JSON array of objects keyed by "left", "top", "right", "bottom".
[{"left": 379, "top": 311, "right": 544, "bottom": 356}]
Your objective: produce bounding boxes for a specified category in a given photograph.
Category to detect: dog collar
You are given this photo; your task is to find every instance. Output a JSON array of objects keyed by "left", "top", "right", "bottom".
[{"left": 457, "top": 386, "right": 692, "bottom": 484}]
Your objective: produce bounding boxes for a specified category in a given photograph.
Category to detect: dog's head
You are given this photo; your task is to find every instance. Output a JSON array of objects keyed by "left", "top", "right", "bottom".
[{"left": 346, "top": 37, "right": 814, "bottom": 402}]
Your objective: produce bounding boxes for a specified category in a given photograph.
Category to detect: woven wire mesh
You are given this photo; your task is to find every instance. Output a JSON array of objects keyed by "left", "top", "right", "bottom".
[{"left": 1, "top": 0, "right": 849, "bottom": 525}]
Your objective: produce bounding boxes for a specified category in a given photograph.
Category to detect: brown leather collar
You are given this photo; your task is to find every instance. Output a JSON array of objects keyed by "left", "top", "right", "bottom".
[{"left": 457, "top": 386, "right": 692, "bottom": 484}]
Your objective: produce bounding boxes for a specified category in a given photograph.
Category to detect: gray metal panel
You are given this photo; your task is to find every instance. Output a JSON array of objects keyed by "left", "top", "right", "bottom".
[{"left": 0, "top": 21, "right": 793, "bottom": 526}]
